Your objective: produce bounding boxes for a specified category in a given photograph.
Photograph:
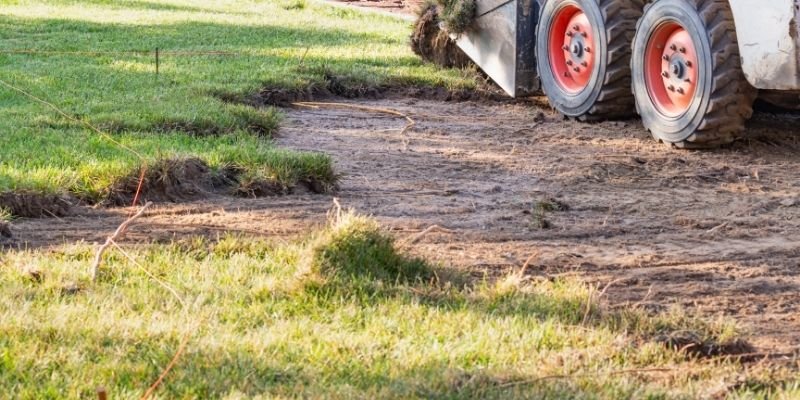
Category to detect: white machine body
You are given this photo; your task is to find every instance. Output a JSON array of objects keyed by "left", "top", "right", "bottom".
[{"left": 729, "top": 0, "right": 800, "bottom": 90}]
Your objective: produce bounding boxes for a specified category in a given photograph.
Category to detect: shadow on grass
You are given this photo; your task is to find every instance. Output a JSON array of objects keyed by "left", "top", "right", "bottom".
[
  {"left": 0, "top": 15, "right": 398, "bottom": 52},
  {"left": 70, "top": 0, "right": 254, "bottom": 14}
]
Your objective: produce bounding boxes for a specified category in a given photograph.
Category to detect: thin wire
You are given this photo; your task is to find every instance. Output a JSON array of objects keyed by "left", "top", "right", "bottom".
[
  {"left": 110, "top": 241, "right": 193, "bottom": 399},
  {"left": 0, "top": 49, "right": 242, "bottom": 56},
  {"left": 0, "top": 78, "right": 145, "bottom": 161},
  {"left": 110, "top": 240, "right": 187, "bottom": 310}
]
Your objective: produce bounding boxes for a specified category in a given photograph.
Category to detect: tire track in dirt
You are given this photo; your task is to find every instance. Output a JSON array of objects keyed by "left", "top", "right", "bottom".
[{"left": 8, "top": 97, "right": 800, "bottom": 352}]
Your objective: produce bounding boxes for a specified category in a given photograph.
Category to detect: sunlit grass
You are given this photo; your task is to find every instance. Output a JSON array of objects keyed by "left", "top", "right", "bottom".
[{"left": 1, "top": 212, "right": 797, "bottom": 398}]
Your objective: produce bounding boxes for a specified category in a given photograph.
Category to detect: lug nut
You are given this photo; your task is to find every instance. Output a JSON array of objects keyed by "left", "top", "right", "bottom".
[
  {"left": 573, "top": 25, "right": 580, "bottom": 31},
  {"left": 566, "top": 31, "right": 574, "bottom": 37},
  {"left": 566, "top": 60, "right": 574, "bottom": 66},
  {"left": 670, "top": 44, "right": 677, "bottom": 51},
  {"left": 679, "top": 47, "right": 686, "bottom": 53},
  {"left": 663, "top": 55, "right": 670, "bottom": 61},
  {"left": 581, "top": 32, "right": 588, "bottom": 38},
  {"left": 562, "top": 45, "right": 570, "bottom": 51},
  {"left": 662, "top": 71, "right": 669, "bottom": 78},
  {"left": 581, "top": 61, "right": 588, "bottom": 67},
  {"left": 684, "top": 78, "right": 691, "bottom": 83},
  {"left": 564, "top": 71, "right": 570, "bottom": 77},
  {"left": 677, "top": 87, "right": 685, "bottom": 94},
  {"left": 668, "top": 85, "right": 676, "bottom": 92},
  {"left": 685, "top": 60, "right": 693, "bottom": 68},
  {"left": 584, "top": 47, "right": 591, "bottom": 53},
  {"left": 574, "top": 67, "right": 581, "bottom": 72}
]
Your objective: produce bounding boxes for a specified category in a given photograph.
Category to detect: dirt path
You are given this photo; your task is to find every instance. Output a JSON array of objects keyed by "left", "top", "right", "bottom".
[{"left": 8, "top": 96, "right": 800, "bottom": 353}]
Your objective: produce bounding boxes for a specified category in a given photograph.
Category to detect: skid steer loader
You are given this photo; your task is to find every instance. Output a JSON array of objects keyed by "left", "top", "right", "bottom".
[{"left": 455, "top": 0, "right": 800, "bottom": 148}]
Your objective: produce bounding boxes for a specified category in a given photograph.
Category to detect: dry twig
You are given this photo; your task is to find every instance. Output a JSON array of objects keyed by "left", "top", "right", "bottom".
[
  {"left": 398, "top": 225, "right": 454, "bottom": 248},
  {"left": 516, "top": 251, "right": 540, "bottom": 279},
  {"left": 90, "top": 202, "right": 153, "bottom": 281},
  {"left": 582, "top": 278, "right": 626, "bottom": 325}
]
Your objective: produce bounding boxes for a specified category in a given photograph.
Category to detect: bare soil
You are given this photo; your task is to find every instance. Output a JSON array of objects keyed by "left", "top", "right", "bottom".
[{"left": 7, "top": 96, "right": 800, "bottom": 354}]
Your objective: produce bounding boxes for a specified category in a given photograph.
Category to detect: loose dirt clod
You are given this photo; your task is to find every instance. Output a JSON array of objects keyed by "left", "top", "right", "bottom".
[
  {"left": 411, "top": 4, "right": 472, "bottom": 69},
  {"left": 0, "top": 192, "right": 73, "bottom": 218}
]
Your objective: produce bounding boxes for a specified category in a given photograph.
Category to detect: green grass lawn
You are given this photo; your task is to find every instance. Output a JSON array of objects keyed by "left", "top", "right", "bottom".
[
  {"left": 1, "top": 212, "right": 797, "bottom": 399},
  {"left": 0, "top": 0, "right": 473, "bottom": 212}
]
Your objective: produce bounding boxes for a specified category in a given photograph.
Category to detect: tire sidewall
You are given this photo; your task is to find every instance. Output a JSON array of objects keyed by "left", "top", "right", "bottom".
[
  {"left": 536, "top": 0, "right": 609, "bottom": 116},
  {"left": 632, "top": 0, "right": 713, "bottom": 143}
]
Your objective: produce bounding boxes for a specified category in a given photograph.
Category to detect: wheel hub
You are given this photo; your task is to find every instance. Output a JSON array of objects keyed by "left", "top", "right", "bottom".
[{"left": 548, "top": 5, "right": 596, "bottom": 93}]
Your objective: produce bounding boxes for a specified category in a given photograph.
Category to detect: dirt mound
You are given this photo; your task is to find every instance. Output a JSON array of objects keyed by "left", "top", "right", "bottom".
[
  {"left": 0, "top": 192, "right": 73, "bottom": 218},
  {"left": 411, "top": 4, "right": 472, "bottom": 69},
  {"left": 105, "top": 158, "right": 241, "bottom": 206}
]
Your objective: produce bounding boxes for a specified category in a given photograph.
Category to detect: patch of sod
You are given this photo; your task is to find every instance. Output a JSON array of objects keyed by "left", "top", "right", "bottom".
[
  {"left": 0, "top": 0, "right": 475, "bottom": 215},
  {"left": 1, "top": 212, "right": 796, "bottom": 398}
]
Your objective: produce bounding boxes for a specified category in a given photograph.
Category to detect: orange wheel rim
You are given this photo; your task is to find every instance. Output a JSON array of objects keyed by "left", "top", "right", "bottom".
[
  {"left": 548, "top": 4, "right": 597, "bottom": 93},
  {"left": 644, "top": 22, "right": 699, "bottom": 116}
]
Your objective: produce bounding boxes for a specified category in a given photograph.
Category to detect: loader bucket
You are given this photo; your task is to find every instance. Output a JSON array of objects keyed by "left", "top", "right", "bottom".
[{"left": 455, "top": 0, "right": 541, "bottom": 97}]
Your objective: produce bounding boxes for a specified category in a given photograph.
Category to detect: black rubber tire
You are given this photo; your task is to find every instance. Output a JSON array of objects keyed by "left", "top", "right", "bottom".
[
  {"left": 536, "top": 0, "right": 644, "bottom": 121},
  {"left": 631, "top": 0, "right": 757, "bottom": 148}
]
